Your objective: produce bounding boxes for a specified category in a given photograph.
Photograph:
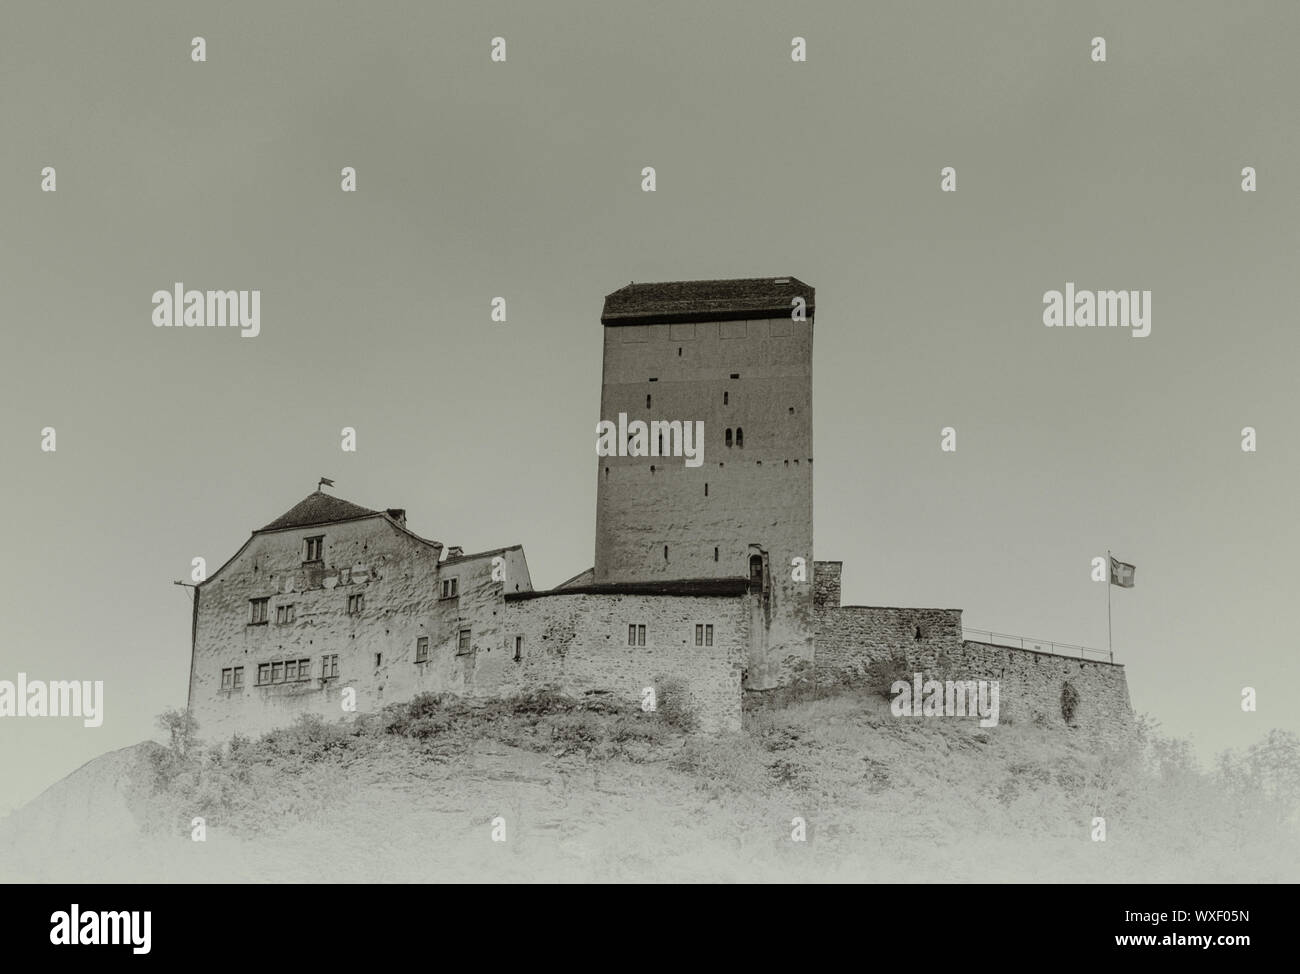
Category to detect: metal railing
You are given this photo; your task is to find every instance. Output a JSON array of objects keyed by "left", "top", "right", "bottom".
[{"left": 962, "top": 628, "right": 1115, "bottom": 664}]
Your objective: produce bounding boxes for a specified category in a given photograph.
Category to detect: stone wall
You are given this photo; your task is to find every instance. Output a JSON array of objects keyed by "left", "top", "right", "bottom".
[
  {"left": 813, "top": 561, "right": 841, "bottom": 607},
  {"left": 498, "top": 591, "right": 749, "bottom": 732},
  {"left": 814, "top": 604, "right": 966, "bottom": 681},
  {"left": 813, "top": 604, "right": 1133, "bottom": 747}
]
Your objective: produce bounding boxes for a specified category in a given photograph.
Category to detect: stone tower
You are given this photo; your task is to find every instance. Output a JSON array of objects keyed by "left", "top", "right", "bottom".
[{"left": 594, "top": 277, "right": 815, "bottom": 689}]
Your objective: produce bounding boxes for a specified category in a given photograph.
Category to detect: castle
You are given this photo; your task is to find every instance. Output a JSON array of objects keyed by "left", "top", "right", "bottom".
[{"left": 187, "top": 278, "right": 1133, "bottom": 741}]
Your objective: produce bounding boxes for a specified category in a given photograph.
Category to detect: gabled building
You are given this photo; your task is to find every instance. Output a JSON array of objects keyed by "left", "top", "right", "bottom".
[{"left": 187, "top": 490, "right": 532, "bottom": 740}]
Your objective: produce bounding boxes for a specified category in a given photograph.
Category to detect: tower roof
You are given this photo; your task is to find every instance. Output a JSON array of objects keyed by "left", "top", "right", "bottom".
[
  {"left": 601, "top": 277, "right": 814, "bottom": 326},
  {"left": 258, "top": 491, "right": 381, "bottom": 532}
]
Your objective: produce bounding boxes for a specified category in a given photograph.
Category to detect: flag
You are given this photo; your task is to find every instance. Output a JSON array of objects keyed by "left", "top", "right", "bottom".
[
  {"left": 318, "top": 477, "right": 335, "bottom": 489},
  {"left": 1109, "top": 556, "right": 1136, "bottom": 588}
]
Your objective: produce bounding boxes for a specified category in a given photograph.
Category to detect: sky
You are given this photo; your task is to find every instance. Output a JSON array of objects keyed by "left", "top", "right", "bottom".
[{"left": 2, "top": 0, "right": 1298, "bottom": 815}]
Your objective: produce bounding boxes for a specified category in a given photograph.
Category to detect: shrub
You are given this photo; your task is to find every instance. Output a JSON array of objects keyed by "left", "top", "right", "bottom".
[
  {"left": 861, "top": 649, "right": 913, "bottom": 701},
  {"left": 651, "top": 676, "right": 698, "bottom": 732}
]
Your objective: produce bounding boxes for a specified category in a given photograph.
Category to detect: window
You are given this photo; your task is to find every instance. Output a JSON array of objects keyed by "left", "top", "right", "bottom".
[
  {"left": 735, "top": 427, "right": 744, "bottom": 448},
  {"left": 714, "top": 546, "right": 719, "bottom": 561},
  {"left": 256, "top": 658, "right": 312, "bottom": 686},
  {"left": 723, "top": 391, "right": 728, "bottom": 405},
  {"left": 249, "top": 597, "right": 269, "bottom": 625},
  {"left": 415, "top": 636, "right": 429, "bottom": 663},
  {"left": 440, "top": 577, "right": 459, "bottom": 599},
  {"left": 704, "top": 483, "right": 708, "bottom": 496},
  {"left": 627, "top": 624, "right": 646, "bottom": 647},
  {"left": 730, "top": 373, "right": 740, "bottom": 379},
  {"left": 663, "top": 545, "right": 668, "bottom": 561},
  {"left": 348, "top": 593, "right": 364, "bottom": 615},
  {"left": 232, "top": 666, "right": 244, "bottom": 689},
  {"left": 276, "top": 603, "right": 296, "bottom": 625},
  {"left": 695, "top": 624, "right": 714, "bottom": 647},
  {"left": 340, "top": 567, "right": 351, "bottom": 584},
  {"left": 221, "top": 666, "right": 244, "bottom": 690},
  {"left": 375, "top": 653, "right": 382, "bottom": 667},
  {"left": 457, "top": 629, "right": 472, "bottom": 655},
  {"left": 725, "top": 429, "right": 733, "bottom": 448},
  {"left": 646, "top": 394, "right": 652, "bottom": 409},
  {"left": 322, "top": 654, "right": 339, "bottom": 679},
  {"left": 513, "top": 635, "right": 523, "bottom": 661},
  {"left": 304, "top": 535, "right": 323, "bottom": 562}
]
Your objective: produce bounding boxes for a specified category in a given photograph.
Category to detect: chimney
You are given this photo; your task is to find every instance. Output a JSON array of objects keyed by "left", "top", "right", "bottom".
[
  {"left": 385, "top": 508, "right": 406, "bottom": 527},
  {"left": 446, "top": 546, "right": 464, "bottom": 559}
]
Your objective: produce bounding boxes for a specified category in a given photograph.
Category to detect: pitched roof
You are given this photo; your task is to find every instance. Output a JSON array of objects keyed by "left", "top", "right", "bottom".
[
  {"left": 441, "top": 544, "right": 523, "bottom": 565},
  {"left": 601, "top": 277, "right": 814, "bottom": 326},
  {"left": 506, "top": 577, "right": 751, "bottom": 601},
  {"left": 258, "top": 491, "right": 381, "bottom": 532}
]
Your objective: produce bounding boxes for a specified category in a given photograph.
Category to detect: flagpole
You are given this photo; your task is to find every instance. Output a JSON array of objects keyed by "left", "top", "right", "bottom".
[{"left": 1106, "top": 548, "right": 1113, "bottom": 659}]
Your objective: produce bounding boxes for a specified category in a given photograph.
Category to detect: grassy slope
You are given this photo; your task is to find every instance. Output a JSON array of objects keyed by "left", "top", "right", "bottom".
[{"left": 2, "top": 689, "right": 1296, "bottom": 883}]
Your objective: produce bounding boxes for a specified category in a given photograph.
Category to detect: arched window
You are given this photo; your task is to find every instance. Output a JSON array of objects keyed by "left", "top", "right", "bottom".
[
  {"left": 725, "top": 429, "right": 733, "bottom": 448},
  {"left": 736, "top": 427, "right": 744, "bottom": 448}
]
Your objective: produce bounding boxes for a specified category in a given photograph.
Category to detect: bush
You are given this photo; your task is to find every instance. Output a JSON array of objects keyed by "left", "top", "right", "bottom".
[
  {"left": 861, "top": 649, "right": 913, "bottom": 701},
  {"left": 651, "top": 676, "right": 698, "bottom": 732}
]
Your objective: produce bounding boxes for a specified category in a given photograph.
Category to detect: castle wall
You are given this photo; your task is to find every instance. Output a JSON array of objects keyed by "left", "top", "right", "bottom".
[
  {"left": 814, "top": 604, "right": 1133, "bottom": 747},
  {"left": 495, "top": 592, "right": 749, "bottom": 732}
]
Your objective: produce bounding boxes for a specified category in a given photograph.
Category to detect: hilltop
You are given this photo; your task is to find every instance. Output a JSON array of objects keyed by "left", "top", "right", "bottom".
[{"left": 2, "top": 687, "right": 1297, "bottom": 883}]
